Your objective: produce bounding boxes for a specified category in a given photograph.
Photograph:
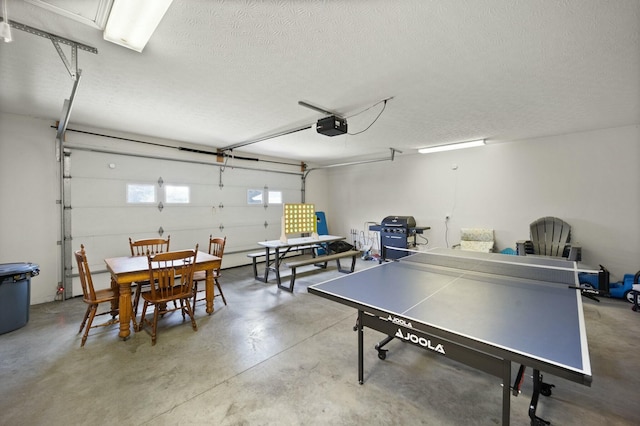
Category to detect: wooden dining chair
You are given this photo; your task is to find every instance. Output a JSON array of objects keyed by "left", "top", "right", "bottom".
[
  {"left": 129, "top": 236, "right": 170, "bottom": 316},
  {"left": 192, "top": 236, "right": 227, "bottom": 309},
  {"left": 137, "top": 246, "right": 199, "bottom": 345},
  {"left": 74, "top": 244, "right": 119, "bottom": 347}
]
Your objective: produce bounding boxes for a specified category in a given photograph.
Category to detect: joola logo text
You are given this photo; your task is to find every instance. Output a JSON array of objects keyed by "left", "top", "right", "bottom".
[
  {"left": 395, "top": 329, "right": 446, "bottom": 354},
  {"left": 387, "top": 315, "right": 412, "bottom": 328}
]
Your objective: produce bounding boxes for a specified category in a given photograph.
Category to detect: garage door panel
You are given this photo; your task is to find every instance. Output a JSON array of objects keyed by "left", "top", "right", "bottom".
[
  {"left": 214, "top": 185, "right": 259, "bottom": 206},
  {"left": 151, "top": 206, "right": 212, "bottom": 225},
  {"left": 71, "top": 151, "right": 211, "bottom": 183},
  {"left": 71, "top": 178, "right": 128, "bottom": 206},
  {"left": 221, "top": 222, "right": 277, "bottom": 251},
  {"left": 72, "top": 207, "right": 165, "bottom": 235},
  {"left": 69, "top": 149, "right": 304, "bottom": 296}
]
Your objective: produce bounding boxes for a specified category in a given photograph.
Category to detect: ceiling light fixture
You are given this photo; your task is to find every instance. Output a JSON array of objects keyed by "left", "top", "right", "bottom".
[
  {"left": 1, "top": 0, "right": 12, "bottom": 42},
  {"left": 418, "top": 139, "right": 486, "bottom": 154},
  {"left": 103, "top": 0, "right": 173, "bottom": 52}
]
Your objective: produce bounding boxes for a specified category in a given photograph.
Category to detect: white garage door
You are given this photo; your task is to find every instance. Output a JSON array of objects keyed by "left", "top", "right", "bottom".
[{"left": 68, "top": 148, "right": 304, "bottom": 295}]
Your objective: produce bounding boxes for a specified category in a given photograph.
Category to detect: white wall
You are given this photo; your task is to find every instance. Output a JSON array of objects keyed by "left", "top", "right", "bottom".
[
  {"left": 2, "top": 111, "right": 638, "bottom": 303},
  {"left": 326, "top": 125, "right": 640, "bottom": 282},
  {"left": 304, "top": 167, "right": 330, "bottom": 223},
  {"left": 0, "top": 113, "right": 61, "bottom": 304}
]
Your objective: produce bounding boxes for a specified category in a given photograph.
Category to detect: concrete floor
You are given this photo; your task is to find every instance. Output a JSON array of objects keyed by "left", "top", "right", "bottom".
[{"left": 0, "top": 258, "right": 638, "bottom": 425}]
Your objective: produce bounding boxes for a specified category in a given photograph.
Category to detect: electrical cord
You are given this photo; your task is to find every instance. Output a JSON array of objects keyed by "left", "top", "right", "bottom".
[
  {"left": 445, "top": 218, "right": 450, "bottom": 248},
  {"left": 416, "top": 234, "right": 429, "bottom": 246},
  {"left": 347, "top": 99, "right": 388, "bottom": 136}
]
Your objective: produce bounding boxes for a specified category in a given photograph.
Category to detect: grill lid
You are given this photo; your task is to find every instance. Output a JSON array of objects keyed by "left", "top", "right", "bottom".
[{"left": 381, "top": 216, "right": 416, "bottom": 228}]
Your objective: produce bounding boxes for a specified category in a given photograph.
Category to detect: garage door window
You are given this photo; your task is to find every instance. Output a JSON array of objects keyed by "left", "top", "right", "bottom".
[
  {"left": 165, "top": 185, "right": 189, "bottom": 203},
  {"left": 127, "top": 184, "right": 156, "bottom": 203},
  {"left": 247, "top": 189, "right": 282, "bottom": 205}
]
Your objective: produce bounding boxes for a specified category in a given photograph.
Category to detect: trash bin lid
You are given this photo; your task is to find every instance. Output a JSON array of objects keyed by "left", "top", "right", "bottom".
[{"left": 0, "top": 263, "right": 40, "bottom": 278}]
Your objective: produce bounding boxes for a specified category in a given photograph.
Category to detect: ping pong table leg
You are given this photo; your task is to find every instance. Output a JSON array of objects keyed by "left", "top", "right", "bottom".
[
  {"left": 501, "top": 360, "right": 512, "bottom": 426},
  {"left": 528, "top": 369, "right": 552, "bottom": 425},
  {"left": 357, "top": 310, "right": 364, "bottom": 385},
  {"left": 513, "top": 364, "right": 526, "bottom": 396}
]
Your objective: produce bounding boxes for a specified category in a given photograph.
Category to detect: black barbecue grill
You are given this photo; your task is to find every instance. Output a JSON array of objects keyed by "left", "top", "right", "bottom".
[{"left": 369, "top": 216, "right": 430, "bottom": 260}]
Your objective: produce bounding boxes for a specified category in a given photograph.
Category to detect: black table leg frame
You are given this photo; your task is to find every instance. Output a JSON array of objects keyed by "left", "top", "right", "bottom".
[
  {"left": 528, "top": 369, "right": 554, "bottom": 426},
  {"left": 357, "top": 311, "right": 364, "bottom": 385},
  {"left": 260, "top": 247, "right": 289, "bottom": 285},
  {"left": 513, "top": 365, "right": 556, "bottom": 425},
  {"left": 356, "top": 312, "right": 513, "bottom": 425}
]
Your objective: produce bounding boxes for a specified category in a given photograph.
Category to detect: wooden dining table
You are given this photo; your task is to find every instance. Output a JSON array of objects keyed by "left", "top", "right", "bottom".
[{"left": 104, "top": 251, "right": 221, "bottom": 340}]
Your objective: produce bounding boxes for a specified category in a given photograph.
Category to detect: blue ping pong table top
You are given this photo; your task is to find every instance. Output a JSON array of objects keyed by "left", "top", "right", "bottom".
[{"left": 308, "top": 248, "right": 591, "bottom": 378}]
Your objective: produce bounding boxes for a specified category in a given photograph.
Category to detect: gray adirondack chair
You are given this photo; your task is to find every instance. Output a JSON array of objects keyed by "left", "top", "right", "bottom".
[{"left": 517, "top": 217, "right": 581, "bottom": 260}]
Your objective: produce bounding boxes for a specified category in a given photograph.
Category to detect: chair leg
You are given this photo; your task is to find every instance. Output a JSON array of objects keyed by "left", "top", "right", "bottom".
[
  {"left": 78, "top": 304, "right": 92, "bottom": 334},
  {"left": 133, "top": 283, "right": 142, "bottom": 316},
  {"left": 81, "top": 305, "right": 98, "bottom": 347},
  {"left": 184, "top": 297, "right": 198, "bottom": 331},
  {"left": 215, "top": 279, "right": 227, "bottom": 305},
  {"left": 190, "top": 280, "right": 210, "bottom": 310},
  {"left": 190, "top": 279, "right": 226, "bottom": 308},
  {"left": 192, "top": 281, "right": 200, "bottom": 310},
  {"left": 180, "top": 298, "right": 186, "bottom": 320},
  {"left": 138, "top": 301, "right": 149, "bottom": 332},
  {"left": 151, "top": 308, "right": 159, "bottom": 346}
]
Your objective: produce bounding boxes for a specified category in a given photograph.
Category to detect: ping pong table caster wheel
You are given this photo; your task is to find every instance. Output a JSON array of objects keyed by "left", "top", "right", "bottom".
[{"left": 540, "top": 383, "right": 555, "bottom": 397}]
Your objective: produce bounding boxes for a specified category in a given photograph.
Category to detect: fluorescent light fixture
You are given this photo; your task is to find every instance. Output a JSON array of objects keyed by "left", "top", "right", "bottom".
[
  {"left": 0, "top": 20, "right": 12, "bottom": 43},
  {"left": 1, "top": 0, "right": 12, "bottom": 42},
  {"left": 418, "top": 139, "right": 486, "bottom": 154},
  {"left": 104, "top": 0, "right": 173, "bottom": 52}
]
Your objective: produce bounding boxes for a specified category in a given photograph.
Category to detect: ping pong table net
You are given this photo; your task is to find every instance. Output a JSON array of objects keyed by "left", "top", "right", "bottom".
[{"left": 402, "top": 250, "right": 586, "bottom": 286}]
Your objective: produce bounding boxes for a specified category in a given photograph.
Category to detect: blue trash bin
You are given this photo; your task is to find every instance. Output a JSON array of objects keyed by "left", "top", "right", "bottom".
[{"left": 0, "top": 262, "right": 39, "bottom": 334}]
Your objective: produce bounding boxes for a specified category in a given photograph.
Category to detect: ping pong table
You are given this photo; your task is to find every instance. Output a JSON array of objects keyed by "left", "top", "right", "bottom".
[{"left": 308, "top": 247, "right": 596, "bottom": 426}]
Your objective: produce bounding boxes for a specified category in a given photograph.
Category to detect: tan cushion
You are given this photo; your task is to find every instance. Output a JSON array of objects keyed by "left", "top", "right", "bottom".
[
  {"left": 460, "top": 228, "right": 494, "bottom": 242},
  {"left": 460, "top": 240, "right": 495, "bottom": 252}
]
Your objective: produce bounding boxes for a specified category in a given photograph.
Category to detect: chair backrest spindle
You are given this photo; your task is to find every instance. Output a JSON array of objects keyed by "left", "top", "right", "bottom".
[
  {"left": 209, "top": 236, "right": 226, "bottom": 258},
  {"left": 129, "top": 236, "right": 170, "bottom": 257},
  {"left": 147, "top": 248, "right": 198, "bottom": 300}
]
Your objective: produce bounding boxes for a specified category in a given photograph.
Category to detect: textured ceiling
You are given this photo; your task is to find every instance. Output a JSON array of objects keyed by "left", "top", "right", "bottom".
[{"left": 1, "top": 0, "right": 638, "bottom": 165}]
